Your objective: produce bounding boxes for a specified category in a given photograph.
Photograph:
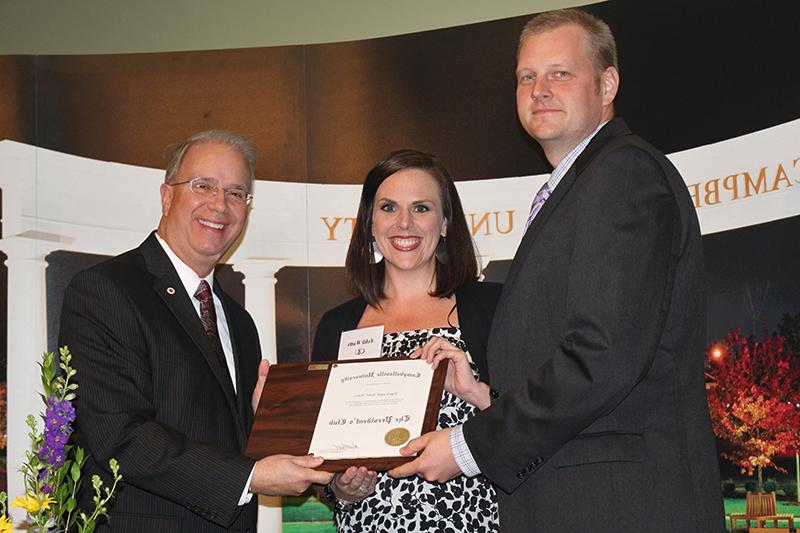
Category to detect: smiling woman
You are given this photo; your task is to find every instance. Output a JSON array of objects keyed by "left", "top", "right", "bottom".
[
  {"left": 370, "top": 167, "right": 447, "bottom": 285},
  {"left": 310, "top": 149, "right": 502, "bottom": 532},
  {"left": 345, "top": 150, "right": 478, "bottom": 307}
]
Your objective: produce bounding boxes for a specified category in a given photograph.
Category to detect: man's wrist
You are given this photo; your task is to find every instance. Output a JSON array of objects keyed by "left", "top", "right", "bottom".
[
  {"left": 239, "top": 465, "right": 255, "bottom": 505},
  {"left": 449, "top": 424, "right": 482, "bottom": 477}
]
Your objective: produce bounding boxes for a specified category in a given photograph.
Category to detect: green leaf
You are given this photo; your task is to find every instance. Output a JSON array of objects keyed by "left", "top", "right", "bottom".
[{"left": 71, "top": 461, "right": 82, "bottom": 482}]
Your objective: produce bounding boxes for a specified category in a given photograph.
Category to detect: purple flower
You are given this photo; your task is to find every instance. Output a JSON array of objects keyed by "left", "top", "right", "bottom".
[
  {"left": 39, "top": 394, "right": 75, "bottom": 470},
  {"left": 47, "top": 412, "right": 64, "bottom": 427},
  {"left": 55, "top": 399, "right": 76, "bottom": 423},
  {"left": 45, "top": 410, "right": 65, "bottom": 430},
  {"left": 46, "top": 431, "right": 64, "bottom": 448}
]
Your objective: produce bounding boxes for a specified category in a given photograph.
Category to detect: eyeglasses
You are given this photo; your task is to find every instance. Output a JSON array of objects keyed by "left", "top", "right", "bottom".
[{"left": 168, "top": 176, "right": 254, "bottom": 206}]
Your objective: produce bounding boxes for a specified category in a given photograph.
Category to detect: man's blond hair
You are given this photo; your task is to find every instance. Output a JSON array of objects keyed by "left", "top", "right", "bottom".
[{"left": 518, "top": 8, "right": 618, "bottom": 82}]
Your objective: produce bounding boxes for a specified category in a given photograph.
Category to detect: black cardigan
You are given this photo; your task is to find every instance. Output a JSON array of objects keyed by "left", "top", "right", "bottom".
[{"left": 311, "top": 281, "right": 502, "bottom": 383}]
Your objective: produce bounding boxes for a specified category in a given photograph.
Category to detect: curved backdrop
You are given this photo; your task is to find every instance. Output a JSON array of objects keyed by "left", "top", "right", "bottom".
[{"left": 1, "top": 0, "right": 799, "bottom": 531}]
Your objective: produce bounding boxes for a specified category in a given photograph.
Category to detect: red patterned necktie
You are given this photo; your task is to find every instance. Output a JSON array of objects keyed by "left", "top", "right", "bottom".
[{"left": 194, "top": 280, "right": 230, "bottom": 379}]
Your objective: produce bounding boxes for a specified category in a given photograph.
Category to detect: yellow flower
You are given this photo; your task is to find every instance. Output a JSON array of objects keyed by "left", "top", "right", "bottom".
[
  {"left": 10, "top": 493, "right": 54, "bottom": 513},
  {"left": 10, "top": 494, "right": 37, "bottom": 512},
  {"left": 43, "top": 496, "right": 54, "bottom": 510},
  {"left": 0, "top": 515, "right": 12, "bottom": 533}
]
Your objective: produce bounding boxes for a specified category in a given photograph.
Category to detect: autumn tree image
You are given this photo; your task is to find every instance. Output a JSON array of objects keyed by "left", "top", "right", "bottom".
[
  {"left": 706, "top": 323, "right": 800, "bottom": 491},
  {"left": 778, "top": 311, "right": 800, "bottom": 361}
]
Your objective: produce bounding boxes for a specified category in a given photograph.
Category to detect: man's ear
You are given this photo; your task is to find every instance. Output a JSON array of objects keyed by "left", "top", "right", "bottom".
[
  {"left": 160, "top": 183, "right": 173, "bottom": 216},
  {"left": 601, "top": 66, "right": 619, "bottom": 106}
]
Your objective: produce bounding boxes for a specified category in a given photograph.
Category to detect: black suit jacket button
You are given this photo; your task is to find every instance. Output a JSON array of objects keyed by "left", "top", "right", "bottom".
[
  {"left": 516, "top": 470, "right": 526, "bottom": 479},
  {"left": 533, "top": 457, "right": 544, "bottom": 466}
]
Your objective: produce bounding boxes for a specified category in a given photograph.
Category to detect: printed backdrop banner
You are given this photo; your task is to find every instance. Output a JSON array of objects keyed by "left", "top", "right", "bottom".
[
  {"left": 2, "top": 107, "right": 799, "bottom": 533},
  {"left": 307, "top": 118, "right": 800, "bottom": 262},
  {"left": 2, "top": 0, "right": 800, "bottom": 531},
  {"left": 3, "top": 117, "right": 799, "bottom": 272}
]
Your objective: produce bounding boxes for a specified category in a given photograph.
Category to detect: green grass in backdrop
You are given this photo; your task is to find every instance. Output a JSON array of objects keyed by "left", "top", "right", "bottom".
[{"left": 279, "top": 495, "right": 800, "bottom": 532}]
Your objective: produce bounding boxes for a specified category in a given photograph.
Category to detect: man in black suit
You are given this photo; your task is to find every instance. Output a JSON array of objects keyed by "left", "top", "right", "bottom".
[
  {"left": 60, "top": 130, "right": 333, "bottom": 532},
  {"left": 390, "top": 9, "right": 724, "bottom": 532}
]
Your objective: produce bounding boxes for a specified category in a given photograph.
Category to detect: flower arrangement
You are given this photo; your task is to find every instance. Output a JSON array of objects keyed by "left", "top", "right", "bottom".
[{"left": 0, "top": 347, "right": 121, "bottom": 532}]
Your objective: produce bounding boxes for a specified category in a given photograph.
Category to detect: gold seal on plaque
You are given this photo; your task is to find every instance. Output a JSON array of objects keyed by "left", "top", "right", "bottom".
[{"left": 384, "top": 427, "right": 411, "bottom": 446}]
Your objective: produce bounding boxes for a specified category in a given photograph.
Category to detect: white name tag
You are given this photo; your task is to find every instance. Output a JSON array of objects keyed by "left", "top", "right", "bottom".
[{"left": 337, "top": 325, "right": 384, "bottom": 360}]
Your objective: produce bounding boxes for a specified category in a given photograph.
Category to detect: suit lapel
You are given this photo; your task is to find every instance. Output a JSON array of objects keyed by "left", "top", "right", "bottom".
[
  {"left": 139, "top": 233, "right": 243, "bottom": 433},
  {"left": 569, "top": 117, "right": 631, "bottom": 177},
  {"left": 214, "top": 281, "right": 251, "bottom": 443},
  {"left": 504, "top": 165, "right": 577, "bottom": 288},
  {"left": 504, "top": 118, "right": 632, "bottom": 290}
]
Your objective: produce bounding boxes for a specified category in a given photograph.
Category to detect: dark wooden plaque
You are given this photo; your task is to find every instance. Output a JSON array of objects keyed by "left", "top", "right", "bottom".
[{"left": 245, "top": 357, "right": 446, "bottom": 472}]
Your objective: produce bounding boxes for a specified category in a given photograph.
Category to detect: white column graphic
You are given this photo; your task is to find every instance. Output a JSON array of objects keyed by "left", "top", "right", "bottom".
[
  {"left": 233, "top": 258, "right": 289, "bottom": 533},
  {"left": 234, "top": 258, "right": 288, "bottom": 364},
  {"left": 1, "top": 237, "right": 52, "bottom": 525}
]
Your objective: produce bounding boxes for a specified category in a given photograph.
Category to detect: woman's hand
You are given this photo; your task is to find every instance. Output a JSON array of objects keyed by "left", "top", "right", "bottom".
[
  {"left": 330, "top": 466, "right": 377, "bottom": 504},
  {"left": 409, "top": 337, "right": 491, "bottom": 410}
]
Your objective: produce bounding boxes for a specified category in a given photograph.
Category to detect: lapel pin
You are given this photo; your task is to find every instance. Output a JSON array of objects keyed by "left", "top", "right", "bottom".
[{"left": 167, "top": 287, "right": 176, "bottom": 295}]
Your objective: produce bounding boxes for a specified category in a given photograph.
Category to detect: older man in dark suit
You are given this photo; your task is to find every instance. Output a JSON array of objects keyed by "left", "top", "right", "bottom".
[
  {"left": 391, "top": 9, "right": 724, "bottom": 532},
  {"left": 60, "top": 130, "right": 332, "bottom": 532}
]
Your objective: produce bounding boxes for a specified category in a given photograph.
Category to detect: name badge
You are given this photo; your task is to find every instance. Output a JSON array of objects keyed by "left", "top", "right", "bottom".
[{"left": 338, "top": 325, "right": 384, "bottom": 360}]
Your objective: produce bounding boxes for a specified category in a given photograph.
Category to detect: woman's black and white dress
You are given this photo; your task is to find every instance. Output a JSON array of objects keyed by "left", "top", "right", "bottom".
[{"left": 333, "top": 327, "right": 499, "bottom": 533}]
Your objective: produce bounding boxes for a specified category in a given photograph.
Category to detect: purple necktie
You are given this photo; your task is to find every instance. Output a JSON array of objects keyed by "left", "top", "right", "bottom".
[
  {"left": 194, "top": 280, "right": 230, "bottom": 379},
  {"left": 523, "top": 182, "right": 551, "bottom": 232}
]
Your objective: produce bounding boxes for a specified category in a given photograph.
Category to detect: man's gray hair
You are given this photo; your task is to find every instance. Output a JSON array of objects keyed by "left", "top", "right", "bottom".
[{"left": 164, "top": 130, "right": 257, "bottom": 187}]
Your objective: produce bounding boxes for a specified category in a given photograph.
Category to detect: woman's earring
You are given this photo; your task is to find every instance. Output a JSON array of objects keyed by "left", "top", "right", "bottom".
[
  {"left": 435, "top": 236, "right": 447, "bottom": 264},
  {"left": 370, "top": 239, "right": 384, "bottom": 264}
]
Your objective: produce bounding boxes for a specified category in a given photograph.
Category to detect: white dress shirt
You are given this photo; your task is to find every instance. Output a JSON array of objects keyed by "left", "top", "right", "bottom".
[
  {"left": 155, "top": 234, "right": 238, "bottom": 391},
  {"left": 155, "top": 233, "right": 254, "bottom": 503}
]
